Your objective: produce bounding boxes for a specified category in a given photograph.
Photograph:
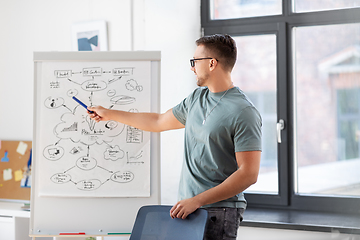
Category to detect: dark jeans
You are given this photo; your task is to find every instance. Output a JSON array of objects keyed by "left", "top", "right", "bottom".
[{"left": 203, "top": 207, "right": 244, "bottom": 240}]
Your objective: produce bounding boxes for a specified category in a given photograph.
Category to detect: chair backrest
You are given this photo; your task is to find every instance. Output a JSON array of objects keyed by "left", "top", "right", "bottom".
[{"left": 129, "top": 205, "right": 208, "bottom": 240}]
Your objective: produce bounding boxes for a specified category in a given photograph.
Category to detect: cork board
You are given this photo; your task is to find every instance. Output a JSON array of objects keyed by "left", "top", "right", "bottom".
[{"left": 0, "top": 140, "right": 32, "bottom": 201}]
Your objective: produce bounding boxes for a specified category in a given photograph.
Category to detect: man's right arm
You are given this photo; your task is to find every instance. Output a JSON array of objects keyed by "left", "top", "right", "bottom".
[{"left": 87, "top": 106, "right": 184, "bottom": 132}]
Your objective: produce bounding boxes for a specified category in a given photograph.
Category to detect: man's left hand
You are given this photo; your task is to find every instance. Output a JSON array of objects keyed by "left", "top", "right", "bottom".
[{"left": 170, "top": 197, "right": 201, "bottom": 219}]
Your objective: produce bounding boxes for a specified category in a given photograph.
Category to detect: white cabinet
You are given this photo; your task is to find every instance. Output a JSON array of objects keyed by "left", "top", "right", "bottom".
[
  {"left": 0, "top": 202, "right": 30, "bottom": 240},
  {"left": 0, "top": 215, "right": 15, "bottom": 240}
]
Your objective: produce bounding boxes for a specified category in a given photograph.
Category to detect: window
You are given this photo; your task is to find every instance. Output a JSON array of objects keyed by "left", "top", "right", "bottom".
[
  {"left": 201, "top": 0, "right": 360, "bottom": 213},
  {"left": 231, "top": 35, "right": 278, "bottom": 194},
  {"left": 294, "top": 23, "right": 360, "bottom": 197},
  {"left": 294, "top": 0, "right": 360, "bottom": 13},
  {"left": 211, "top": 0, "right": 282, "bottom": 19}
]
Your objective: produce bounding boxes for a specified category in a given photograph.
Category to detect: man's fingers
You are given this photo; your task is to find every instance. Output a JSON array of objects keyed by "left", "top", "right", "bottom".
[
  {"left": 170, "top": 204, "right": 181, "bottom": 219},
  {"left": 87, "top": 106, "right": 102, "bottom": 122},
  {"left": 170, "top": 204, "right": 188, "bottom": 219},
  {"left": 178, "top": 210, "right": 188, "bottom": 219},
  {"left": 170, "top": 200, "right": 195, "bottom": 219},
  {"left": 170, "top": 206, "right": 177, "bottom": 219}
]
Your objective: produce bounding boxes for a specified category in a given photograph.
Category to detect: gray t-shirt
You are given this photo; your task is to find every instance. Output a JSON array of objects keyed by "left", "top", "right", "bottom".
[{"left": 172, "top": 86, "right": 262, "bottom": 208}]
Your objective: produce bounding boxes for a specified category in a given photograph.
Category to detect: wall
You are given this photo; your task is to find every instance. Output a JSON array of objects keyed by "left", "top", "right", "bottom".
[
  {"left": 136, "top": 0, "right": 200, "bottom": 204},
  {"left": 0, "top": 0, "right": 131, "bottom": 139}
]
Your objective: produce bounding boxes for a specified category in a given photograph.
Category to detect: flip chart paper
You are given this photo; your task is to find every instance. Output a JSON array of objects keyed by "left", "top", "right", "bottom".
[{"left": 36, "top": 61, "right": 151, "bottom": 197}]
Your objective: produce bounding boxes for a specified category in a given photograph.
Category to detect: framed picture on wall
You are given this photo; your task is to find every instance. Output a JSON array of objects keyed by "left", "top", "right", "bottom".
[{"left": 71, "top": 20, "right": 108, "bottom": 51}]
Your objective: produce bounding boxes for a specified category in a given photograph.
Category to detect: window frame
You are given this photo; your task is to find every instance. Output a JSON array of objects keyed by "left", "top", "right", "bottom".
[{"left": 201, "top": 0, "right": 360, "bottom": 214}]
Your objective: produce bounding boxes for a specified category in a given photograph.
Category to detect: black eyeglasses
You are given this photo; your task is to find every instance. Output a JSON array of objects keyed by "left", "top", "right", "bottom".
[{"left": 190, "top": 58, "right": 218, "bottom": 67}]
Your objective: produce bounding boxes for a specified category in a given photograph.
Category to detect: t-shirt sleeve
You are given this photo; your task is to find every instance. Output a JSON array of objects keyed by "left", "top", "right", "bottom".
[
  {"left": 234, "top": 106, "right": 262, "bottom": 152},
  {"left": 172, "top": 91, "right": 196, "bottom": 126}
]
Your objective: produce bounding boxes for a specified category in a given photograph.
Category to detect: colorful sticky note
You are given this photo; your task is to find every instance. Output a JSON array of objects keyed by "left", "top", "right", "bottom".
[
  {"left": 17, "top": 141, "right": 28, "bottom": 155},
  {"left": 14, "top": 169, "right": 23, "bottom": 182},
  {"left": 3, "top": 169, "right": 12, "bottom": 181},
  {"left": 1, "top": 151, "right": 9, "bottom": 162}
]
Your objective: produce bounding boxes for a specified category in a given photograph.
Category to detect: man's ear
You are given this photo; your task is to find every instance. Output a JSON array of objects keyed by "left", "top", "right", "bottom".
[{"left": 209, "top": 59, "right": 217, "bottom": 71}]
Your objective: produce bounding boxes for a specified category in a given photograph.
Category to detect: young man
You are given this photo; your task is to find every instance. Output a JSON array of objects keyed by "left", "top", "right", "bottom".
[{"left": 88, "top": 34, "right": 262, "bottom": 240}]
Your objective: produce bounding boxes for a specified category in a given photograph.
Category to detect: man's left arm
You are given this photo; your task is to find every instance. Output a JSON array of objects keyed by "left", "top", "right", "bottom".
[{"left": 170, "top": 150, "right": 261, "bottom": 219}]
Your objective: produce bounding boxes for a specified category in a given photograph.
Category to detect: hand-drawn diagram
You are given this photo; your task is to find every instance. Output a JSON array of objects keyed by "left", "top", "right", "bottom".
[{"left": 37, "top": 61, "right": 151, "bottom": 197}]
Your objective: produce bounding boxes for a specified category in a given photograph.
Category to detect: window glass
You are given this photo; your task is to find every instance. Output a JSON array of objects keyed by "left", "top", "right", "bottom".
[
  {"left": 294, "top": 0, "right": 360, "bottom": 13},
  {"left": 338, "top": 89, "right": 360, "bottom": 160},
  {"left": 211, "top": 0, "right": 282, "bottom": 20},
  {"left": 232, "top": 35, "right": 278, "bottom": 194},
  {"left": 294, "top": 23, "right": 360, "bottom": 196}
]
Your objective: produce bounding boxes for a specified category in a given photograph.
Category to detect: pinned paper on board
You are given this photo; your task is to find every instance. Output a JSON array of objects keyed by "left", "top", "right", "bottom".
[
  {"left": 17, "top": 141, "right": 28, "bottom": 155},
  {"left": 15, "top": 169, "right": 23, "bottom": 182},
  {"left": 21, "top": 175, "right": 31, "bottom": 188},
  {"left": 3, "top": 169, "right": 12, "bottom": 181},
  {"left": 1, "top": 151, "right": 9, "bottom": 162}
]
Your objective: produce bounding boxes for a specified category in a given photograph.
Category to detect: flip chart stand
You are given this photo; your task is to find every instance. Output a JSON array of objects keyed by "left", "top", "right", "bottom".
[{"left": 31, "top": 51, "right": 161, "bottom": 238}]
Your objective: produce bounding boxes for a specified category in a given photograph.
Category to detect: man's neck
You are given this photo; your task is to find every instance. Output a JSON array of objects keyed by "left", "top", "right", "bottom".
[{"left": 206, "top": 72, "right": 233, "bottom": 93}]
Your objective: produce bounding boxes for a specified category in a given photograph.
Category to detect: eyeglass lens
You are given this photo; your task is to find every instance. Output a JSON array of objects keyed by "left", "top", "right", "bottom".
[{"left": 190, "top": 58, "right": 215, "bottom": 67}]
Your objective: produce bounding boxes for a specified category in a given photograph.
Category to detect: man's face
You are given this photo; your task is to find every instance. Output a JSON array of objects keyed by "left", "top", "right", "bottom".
[{"left": 191, "top": 45, "right": 211, "bottom": 87}]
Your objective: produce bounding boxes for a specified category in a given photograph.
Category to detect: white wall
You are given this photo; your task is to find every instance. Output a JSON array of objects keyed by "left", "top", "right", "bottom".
[
  {"left": 136, "top": 0, "right": 200, "bottom": 205},
  {"left": 0, "top": 0, "right": 131, "bottom": 139}
]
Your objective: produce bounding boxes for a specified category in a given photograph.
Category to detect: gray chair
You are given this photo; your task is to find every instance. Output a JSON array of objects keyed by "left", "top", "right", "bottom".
[{"left": 129, "top": 205, "right": 208, "bottom": 240}]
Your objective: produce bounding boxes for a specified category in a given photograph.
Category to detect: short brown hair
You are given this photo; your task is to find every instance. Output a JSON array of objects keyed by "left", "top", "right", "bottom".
[{"left": 196, "top": 34, "right": 237, "bottom": 72}]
